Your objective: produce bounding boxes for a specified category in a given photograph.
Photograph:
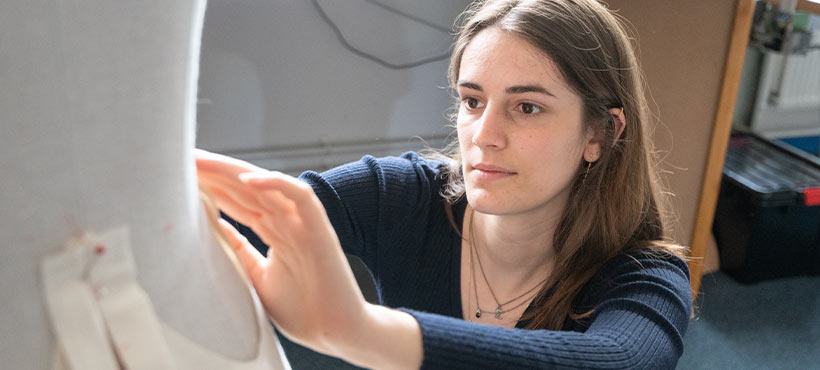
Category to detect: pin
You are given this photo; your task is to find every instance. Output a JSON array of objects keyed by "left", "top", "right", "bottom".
[{"left": 81, "top": 244, "right": 106, "bottom": 279}]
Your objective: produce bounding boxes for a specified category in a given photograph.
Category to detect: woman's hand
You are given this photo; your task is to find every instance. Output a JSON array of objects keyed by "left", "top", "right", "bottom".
[
  {"left": 195, "top": 149, "right": 423, "bottom": 369},
  {"left": 195, "top": 149, "right": 368, "bottom": 355}
]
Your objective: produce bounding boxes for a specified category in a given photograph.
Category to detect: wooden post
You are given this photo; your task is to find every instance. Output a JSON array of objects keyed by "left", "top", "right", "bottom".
[{"left": 688, "top": 0, "right": 756, "bottom": 297}]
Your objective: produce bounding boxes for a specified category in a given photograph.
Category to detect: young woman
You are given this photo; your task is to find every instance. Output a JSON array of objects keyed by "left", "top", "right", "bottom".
[{"left": 196, "top": 0, "right": 692, "bottom": 369}]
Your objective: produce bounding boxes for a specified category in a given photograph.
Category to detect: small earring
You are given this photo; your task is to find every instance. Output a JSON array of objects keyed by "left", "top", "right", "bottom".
[{"left": 582, "top": 161, "right": 592, "bottom": 183}]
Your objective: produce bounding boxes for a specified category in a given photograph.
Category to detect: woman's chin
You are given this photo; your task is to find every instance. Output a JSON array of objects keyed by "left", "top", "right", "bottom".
[{"left": 466, "top": 192, "right": 517, "bottom": 215}]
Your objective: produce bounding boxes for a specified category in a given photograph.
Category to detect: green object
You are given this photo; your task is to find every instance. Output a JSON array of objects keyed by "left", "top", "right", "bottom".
[{"left": 792, "top": 11, "right": 810, "bottom": 32}]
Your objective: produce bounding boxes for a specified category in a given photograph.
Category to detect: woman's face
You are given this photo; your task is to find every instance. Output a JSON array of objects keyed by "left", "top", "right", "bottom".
[{"left": 457, "top": 27, "right": 600, "bottom": 218}]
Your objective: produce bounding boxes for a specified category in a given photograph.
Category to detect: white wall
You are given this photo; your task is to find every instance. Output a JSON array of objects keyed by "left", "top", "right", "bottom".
[{"left": 196, "top": 0, "right": 472, "bottom": 174}]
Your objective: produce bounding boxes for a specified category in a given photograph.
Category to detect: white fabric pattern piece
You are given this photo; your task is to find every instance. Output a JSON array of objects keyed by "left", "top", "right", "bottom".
[{"left": 43, "top": 226, "right": 290, "bottom": 370}]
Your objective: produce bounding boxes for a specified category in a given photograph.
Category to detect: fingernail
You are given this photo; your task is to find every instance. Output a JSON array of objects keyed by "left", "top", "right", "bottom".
[
  {"left": 217, "top": 218, "right": 232, "bottom": 229},
  {"left": 239, "top": 171, "right": 278, "bottom": 184},
  {"left": 238, "top": 172, "right": 261, "bottom": 183}
]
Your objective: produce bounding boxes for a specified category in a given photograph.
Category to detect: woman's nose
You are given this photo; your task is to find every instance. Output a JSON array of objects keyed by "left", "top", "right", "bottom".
[{"left": 471, "top": 103, "right": 508, "bottom": 150}]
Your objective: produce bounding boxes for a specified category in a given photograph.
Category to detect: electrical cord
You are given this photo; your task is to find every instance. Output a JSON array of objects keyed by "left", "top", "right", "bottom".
[
  {"left": 311, "top": 0, "right": 452, "bottom": 70},
  {"left": 361, "top": 0, "right": 452, "bottom": 33}
]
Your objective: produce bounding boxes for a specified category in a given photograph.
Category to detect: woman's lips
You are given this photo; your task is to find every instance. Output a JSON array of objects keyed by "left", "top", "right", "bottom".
[{"left": 472, "top": 163, "right": 516, "bottom": 181}]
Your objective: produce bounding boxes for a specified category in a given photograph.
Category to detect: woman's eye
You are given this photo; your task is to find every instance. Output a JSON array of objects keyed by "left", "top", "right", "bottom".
[
  {"left": 519, "top": 102, "right": 542, "bottom": 115},
  {"left": 463, "top": 97, "right": 483, "bottom": 109}
]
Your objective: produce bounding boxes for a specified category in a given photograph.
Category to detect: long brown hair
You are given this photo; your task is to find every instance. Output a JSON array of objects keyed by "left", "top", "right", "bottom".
[{"left": 432, "top": 0, "right": 688, "bottom": 330}]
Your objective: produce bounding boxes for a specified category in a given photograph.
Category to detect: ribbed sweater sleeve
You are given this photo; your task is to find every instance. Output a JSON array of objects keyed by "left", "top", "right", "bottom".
[{"left": 399, "top": 253, "right": 691, "bottom": 370}]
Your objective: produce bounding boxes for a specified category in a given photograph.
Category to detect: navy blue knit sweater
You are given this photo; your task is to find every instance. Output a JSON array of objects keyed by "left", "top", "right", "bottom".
[{"left": 297, "top": 152, "right": 692, "bottom": 370}]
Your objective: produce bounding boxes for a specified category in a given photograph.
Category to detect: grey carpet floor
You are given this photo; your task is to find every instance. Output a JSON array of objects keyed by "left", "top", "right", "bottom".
[{"left": 678, "top": 271, "right": 820, "bottom": 370}]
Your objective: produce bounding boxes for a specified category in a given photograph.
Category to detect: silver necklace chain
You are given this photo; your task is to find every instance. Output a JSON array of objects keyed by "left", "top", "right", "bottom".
[
  {"left": 469, "top": 210, "right": 547, "bottom": 320},
  {"left": 470, "top": 244, "right": 536, "bottom": 320}
]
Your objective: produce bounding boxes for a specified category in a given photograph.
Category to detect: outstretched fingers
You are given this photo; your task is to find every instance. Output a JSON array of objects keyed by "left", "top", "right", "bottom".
[
  {"left": 207, "top": 185, "right": 294, "bottom": 252},
  {"left": 195, "top": 150, "right": 333, "bottom": 255},
  {"left": 201, "top": 176, "right": 264, "bottom": 219},
  {"left": 239, "top": 172, "right": 327, "bottom": 224},
  {"left": 218, "top": 218, "right": 268, "bottom": 288},
  {"left": 195, "top": 149, "right": 265, "bottom": 175}
]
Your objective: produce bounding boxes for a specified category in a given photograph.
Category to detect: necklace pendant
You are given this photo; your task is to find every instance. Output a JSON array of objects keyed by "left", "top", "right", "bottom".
[
  {"left": 475, "top": 309, "right": 482, "bottom": 318},
  {"left": 495, "top": 306, "right": 503, "bottom": 320}
]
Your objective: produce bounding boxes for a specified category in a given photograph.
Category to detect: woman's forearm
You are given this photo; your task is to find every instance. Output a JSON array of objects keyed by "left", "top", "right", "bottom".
[{"left": 332, "top": 303, "right": 423, "bottom": 370}]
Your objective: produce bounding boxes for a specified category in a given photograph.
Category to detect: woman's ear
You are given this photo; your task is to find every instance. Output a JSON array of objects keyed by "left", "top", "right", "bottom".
[
  {"left": 584, "top": 136, "right": 602, "bottom": 163},
  {"left": 584, "top": 108, "right": 626, "bottom": 162},
  {"left": 609, "top": 107, "right": 626, "bottom": 145}
]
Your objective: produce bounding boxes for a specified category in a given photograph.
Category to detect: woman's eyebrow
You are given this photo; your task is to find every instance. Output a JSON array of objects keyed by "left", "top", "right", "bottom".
[
  {"left": 506, "top": 84, "right": 555, "bottom": 97},
  {"left": 457, "top": 81, "right": 556, "bottom": 98},
  {"left": 457, "top": 81, "right": 482, "bottom": 91}
]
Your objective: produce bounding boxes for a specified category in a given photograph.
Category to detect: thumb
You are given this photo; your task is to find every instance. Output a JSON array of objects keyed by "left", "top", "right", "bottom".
[{"left": 217, "top": 218, "right": 268, "bottom": 288}]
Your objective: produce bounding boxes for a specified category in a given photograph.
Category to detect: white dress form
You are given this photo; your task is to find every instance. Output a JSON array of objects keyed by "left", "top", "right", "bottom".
[{"left": 0, "top": 1, "right": 281, "bottom": 368}]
